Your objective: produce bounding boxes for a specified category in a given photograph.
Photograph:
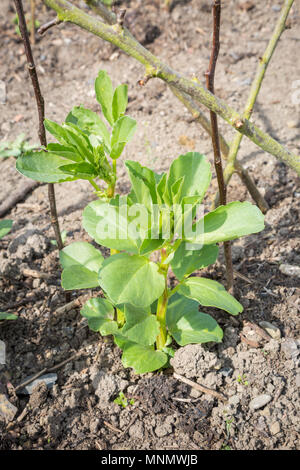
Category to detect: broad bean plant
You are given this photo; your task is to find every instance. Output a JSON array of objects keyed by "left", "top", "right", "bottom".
[{"left": 16, "top": 70, "right": 265, "bottom": 374}]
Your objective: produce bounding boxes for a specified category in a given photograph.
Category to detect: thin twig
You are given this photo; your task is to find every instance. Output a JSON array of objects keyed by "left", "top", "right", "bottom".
[
  {"left": 30, "top": 0, "right": 36, "bottom": 45},
  {"left": 243, "top": 321, "right": 272, "bottom": 342},
  {"left": 55, "top": 296, "right": 84, "bottom": 315},
  {"left": 173, "top": 372, "right": 228, "bottom": 402},
  {"left": 14, "top": 0, "right": 63, "bottom": 251},
  {"left": 38, "top": 17, "right": 62, "bottom": 35},
  {"left": 14, "top": 367, "right": 48, "bottom": 392},
  {"left": 214, "top": 0, "right": 294, "bottom": 208},
  {"left": 103, "top": 420, "right": 122, "bottom": 434},
  {"left": 205, "top": 1, "right": 234, "bottom": 293},
  {"left": 14, "top": 350, "right": 85, "bottom": 391},
  {"left": 239, "top": 332, "right": 260, "bottom": 348}
]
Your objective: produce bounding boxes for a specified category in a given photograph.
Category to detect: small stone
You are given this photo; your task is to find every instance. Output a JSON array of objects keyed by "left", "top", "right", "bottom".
[
  {"left": 260, "top": 407, "right": 270, "bottom": 417},
  {"left": 0, "top": 340, "right": 5, "bottom": 365},
  {"left": 259, "top": 321, "right": 281, "bottom": 340},
  {"left": 269, "top": 421, "right": 280, "bottom": 435},
  {"left": 0, "top": 393, "right": 18, "bottom": 422},
  {"left": 281, "top": 338, "right": 299, "bottom": 360},
  {"left": 249, "top": 394, "right": 272, "bottom": 411},
  {"left": 219, "top": 367, "right": 233, "bottom": 377},
  {"left": 287, "top": 120, "right": 299, "bottom": 128},
  {"left": 279, "top": 264, "right": 300, "bottom": 278},
  {"left": 229, "top": 395, "right": 240, "bottom": 406},
  {"left": 155, "top": 416, "right": 174, "bottom": 437},
  {"left": 17, "top": 373, "right": 57, "bottom": 395},
  {"left": 272, "top": 5, "right": 281, "bottom": 12},
  {"left": 296, "top": 373, "right": 300, "bottom": 388},
  {"left": 129, "top": 420, "right": 144, "bottom": 439},
  {"left": 264, "top": 339, "right": 280, "bottom": 353},
  {"left": 0, "top": 80, "right": 6, "bottom": 104}
]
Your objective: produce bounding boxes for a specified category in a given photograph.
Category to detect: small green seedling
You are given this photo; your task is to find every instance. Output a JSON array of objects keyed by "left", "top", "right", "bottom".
[
  {"left": 17, "top": 70, "right": 136, "bottom": 200},
  {"left": 0, "top": 134, "right": 38, "bottom": 159},
  {"left": 0, "top": 312, "right": 18, "bottom": 321},
  {"left": 114, "top": 391, "right": 134, "bottom": 408},
  {"left": 51, "top": 229, "right": 68, "bottom": 246},
  {"left": 0, "top": 220, "right": 13, "bottom": 240},
  {"left": 13, "top": 14, "right": 40, "bottom": 37},
  {"left": 237, "top": 374, "right": 248, "bottom": 386}
]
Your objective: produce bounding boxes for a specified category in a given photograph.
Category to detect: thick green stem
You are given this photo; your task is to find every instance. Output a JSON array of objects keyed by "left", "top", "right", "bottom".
[
  {"left": 43, "top": 0, "right": 300, "bottom": 175},
  {"left": 214, "top": 0, "right": 295, "bottom": 208},
  {"left": 156, "top": 283, "right": 168, "bottom": 350}
]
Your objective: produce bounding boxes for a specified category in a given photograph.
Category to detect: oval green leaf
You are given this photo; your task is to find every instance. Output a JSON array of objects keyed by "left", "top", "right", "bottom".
[
  {"left": 98, "top": 253, "right": 165, "bottom": 308},
  {"left": 178, "top": 277, "right": 243, "bottom": 316}
]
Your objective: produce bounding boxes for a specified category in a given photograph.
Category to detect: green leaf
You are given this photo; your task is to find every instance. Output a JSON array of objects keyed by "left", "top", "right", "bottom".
[
  {"left": 171, "top": 243, "right": 219, "bottom": 280},
  {"left": 187, "top": 201, "right": 265, "bottom": 245},
  {"left": 60, "top": 241, "right": 104, "bottom": 290},
  {"left": 166, "top": 294, "right": 223, "bottom": 345},
  {"left": 66, "top": 106, "right": 111, "bottom": 149},
  {"left": 59, "top": 161, "right": 98, "bottom": 180},
  {"left": 166, "top": 152, "right": 211, "bottom": 205},
  {"left": 0, "top": 312, "right": 18, "bottom": 321},
  {"left": 178, "top": 277, "right": 243, "bottom": 316},
  {"left": 114, "top": 336, "right": 168, "bottom": 374},
  {"left": 120, "top": 304, "right": 159, "bottom": 346},
  {"left": 0, "top": 220, "right": 13, "bottom": 239},
  {"left": 82, "top": 198, "right": 154, "bottom": 254},
  {"left": 110, "top": 116, "right": 137, "bottom": 159},
  {"left": 112, "top": 84, "right": 128, "bottom": 122},
  {"left": 44, "top": 119, "right": 70, "bottom": 144},
  {"left": 46, "top": 143, "right": 82, "bottom": 162},
  {"left": 98, "top": 253, "right": 165, "bottom": 308},
  {"left": 16, "top": 151, "right": 79, "bottom": 183},
  {"left": 120, "top": 303, "right": 151, "bottom": 330},
  {"left": 61, "top": 266, "right": 100, "bottom": 290},
  {"left": 60, "top": 241, "right": 104, "bottom": 270},
  {"left": 121, "top": 315, "right": 160, "bottom": 346},
  {"left": 80, "top": 297, "right": 118, "bottom": 335},
  {"left": 125, "top": 160, "right": 158, "bottom": 210},
  {"left": 95, "top": 70, "right": 114, "bottom": 126}
]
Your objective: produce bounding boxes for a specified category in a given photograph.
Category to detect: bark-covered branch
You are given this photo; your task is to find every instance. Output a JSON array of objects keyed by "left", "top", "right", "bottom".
[{"left": 42, "top": 0, "right": 300, "bottom": 175}]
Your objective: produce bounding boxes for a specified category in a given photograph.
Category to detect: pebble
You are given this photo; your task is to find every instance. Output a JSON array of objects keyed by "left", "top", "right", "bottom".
[
  {"left": 249, "top": 394, "right": 272, "bottom": 411},
  {"left": 259, "top": 321, "right": 281, "bottom": 340},
  {"left": 0, "top": 80, "right": 6, "bottom": 104},
  {"left": 0, "top": 340, "right": 5, "bottom": 365},
  {"left": 269, "top": 421, "right": 280, "bottom": 435},
  {"left": 229, "top": 395, "right": 240, "bottom": 406},
  {"left": 286, "top": 120, "right": 299, "bottom": 128},
  {"left": 219, "top": 367, "right": 234, "bottom": 377},
  {"left": 0, "top": 393, "right": 18, "bottom": 422},
  {"left": 279, "top": 264, "right": 300, "bottom": 278},
  {"left": 17, "top": 373, "right": 58, "bottom": 395},
  {"left": 281, "top": 338, "right": 299, "bottom": 361}
]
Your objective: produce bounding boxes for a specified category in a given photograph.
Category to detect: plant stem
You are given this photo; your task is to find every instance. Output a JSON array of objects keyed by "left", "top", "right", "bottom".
[
  {"left": 89, "top": 178, "right": 102, "bottom": 192},
  {"left": 156, "top": 282, "right": 168, "bottom": 350},
  {"left": 43, "top": 0, "right": 300, "bottom": 175},
  {"left": 205, "top": 0, "right": 233, "bottom": 293},
  {"left": 214, "top": 0, "right": 294, "bottom": 208},
  {"left": 14, "top": 0, "right": 63, "bottom": 251},
  {"left": 30, "top": 0, "right": 36, "bottom": 44}
]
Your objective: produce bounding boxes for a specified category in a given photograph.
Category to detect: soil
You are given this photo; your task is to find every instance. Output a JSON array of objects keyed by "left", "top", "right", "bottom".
[{"left": 0, "top": 0, "right": 299, "bottom": 451}]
